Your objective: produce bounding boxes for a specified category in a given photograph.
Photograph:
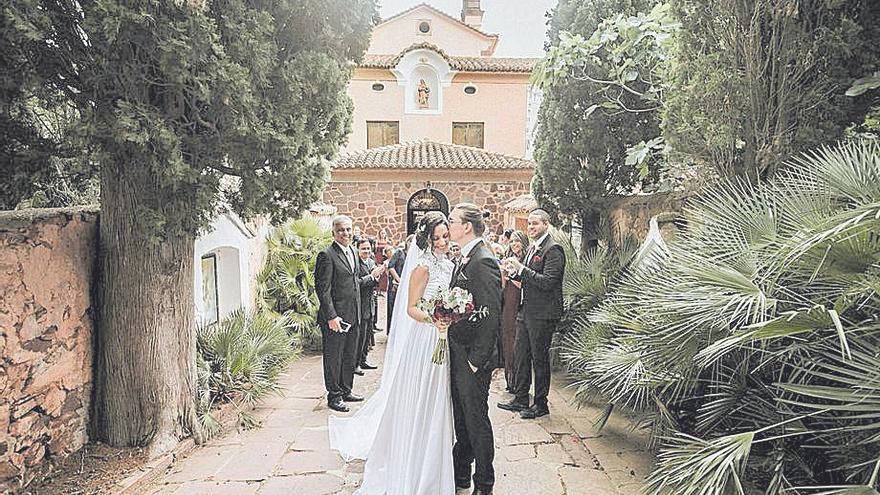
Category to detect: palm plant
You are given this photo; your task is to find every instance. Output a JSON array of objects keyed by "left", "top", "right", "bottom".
[
  {"left": 257, "top": 216, "right": 331, "bottom": 351},
  {"left": 561, "top": 140, "right": 880, "bottom": 493},
  {"left": 196, "top": 309, "right": 297, "bottom": 435}
]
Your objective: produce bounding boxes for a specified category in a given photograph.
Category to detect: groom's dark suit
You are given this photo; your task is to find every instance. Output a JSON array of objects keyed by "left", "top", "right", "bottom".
[
  {"left": 315, "top": 242, "right": 362, "bottom": 403},
  {"left": 448, "top": 239, "right": 502, "bottom": 492}
]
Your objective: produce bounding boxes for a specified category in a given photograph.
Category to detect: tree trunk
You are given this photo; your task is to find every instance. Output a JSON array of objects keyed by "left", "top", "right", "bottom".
[{"left": 92, "top": 160, "right": 202, "bottom": 456}]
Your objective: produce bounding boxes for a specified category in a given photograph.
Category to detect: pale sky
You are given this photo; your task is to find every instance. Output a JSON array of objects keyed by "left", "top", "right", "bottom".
[{"left": 377, "top": 0, "right": 559, "bottom": 57}]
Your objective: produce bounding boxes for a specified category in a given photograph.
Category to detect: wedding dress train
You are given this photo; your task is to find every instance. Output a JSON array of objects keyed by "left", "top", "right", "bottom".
[{"left": 329, "top": 245, "right": 455, "bottom": 495}]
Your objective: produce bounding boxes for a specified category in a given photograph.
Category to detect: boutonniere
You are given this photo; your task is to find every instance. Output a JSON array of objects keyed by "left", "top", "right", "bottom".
[
  {"left": 531, "top": 255, "right": 543, "bottom": 264},
  {"left": 460, "top": 256, "right": 470, "bottom": 266}
]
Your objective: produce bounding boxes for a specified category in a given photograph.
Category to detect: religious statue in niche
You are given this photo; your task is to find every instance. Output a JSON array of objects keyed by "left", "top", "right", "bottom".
[{"left": 416, "top": 79, "right": 430, "bottom": 108}]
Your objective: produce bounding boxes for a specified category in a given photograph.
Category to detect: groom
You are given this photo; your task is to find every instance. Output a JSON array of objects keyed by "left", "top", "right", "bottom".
[{"left": 447, "top": 203, "right": 502, "bottom": 495}]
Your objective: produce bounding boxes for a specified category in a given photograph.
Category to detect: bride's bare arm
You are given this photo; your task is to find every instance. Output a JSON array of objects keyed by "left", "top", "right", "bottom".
[{"left": 406, "top": 266, "right": 434, "bottom": 323}]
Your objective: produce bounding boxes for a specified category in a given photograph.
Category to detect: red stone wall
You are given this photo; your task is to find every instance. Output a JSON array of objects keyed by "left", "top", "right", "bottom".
[
  {"left": 323, "top": 178, "right": 531, "bottom": 243},
  {"left": 0, "top": 207, "right": 97, "bottom": 490},
  {"left": 607, "top": 193, "right": 688, "bottom": 243}
]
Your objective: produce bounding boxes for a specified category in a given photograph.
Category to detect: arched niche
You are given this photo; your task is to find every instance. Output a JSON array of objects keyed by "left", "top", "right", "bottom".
[
  {"left": 407, "top": 188, "right": 449, "bottom": 235},
  {"left": 411, "top": 65, "right": 439, "bottom": 112}
]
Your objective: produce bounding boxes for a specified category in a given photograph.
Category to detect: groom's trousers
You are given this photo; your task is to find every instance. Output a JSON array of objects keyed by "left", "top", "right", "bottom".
[{"left": 449, "top": 340, "right": 495, "bottom": 491}]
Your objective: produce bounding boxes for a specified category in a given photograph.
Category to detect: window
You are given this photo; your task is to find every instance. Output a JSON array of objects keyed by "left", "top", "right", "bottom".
[
  {"left": 452, "top": 122, "right": 484, "bottom": 148},
  {"left": 418, "top": 21, "right": 431, "bottom": 34},
  {"left": 201, "top": 254, "right": 219, "bottom": 325},
  {"left": 367, "top": 121, "right": 399, "bottom": 148},
  {"left": 464, "top": 85, "right": 477, "bottom": 95},
  {"left": 371, "top": 82, "right": 385, "bottom": 91}
]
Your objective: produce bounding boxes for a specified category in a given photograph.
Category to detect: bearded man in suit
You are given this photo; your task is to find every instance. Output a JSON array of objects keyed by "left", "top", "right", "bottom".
[{"left": 497, "top": 209, "right": 566, "bottom": 419}]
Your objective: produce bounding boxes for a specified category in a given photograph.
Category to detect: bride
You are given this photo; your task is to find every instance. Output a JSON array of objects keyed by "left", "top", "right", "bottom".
[{"left": 329, "top": 211, "right": 456, "bottom": 494}]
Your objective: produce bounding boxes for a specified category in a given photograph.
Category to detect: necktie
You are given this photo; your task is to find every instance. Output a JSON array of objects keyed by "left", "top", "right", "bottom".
[{"left": 345, "top": 247, "right": 355, "bottom": 272}]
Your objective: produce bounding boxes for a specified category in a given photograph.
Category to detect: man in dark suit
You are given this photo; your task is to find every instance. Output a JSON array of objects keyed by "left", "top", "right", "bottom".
[
  {"left": 315, "top": 216, "right": 379, "bottom": 412},
  {"left": 354, "top": 238, "right": 383, "bottom": 374},
  {"left": 498, "top": 209, "right": 566, "bottom": 419},
  {"left": 448, "top": 203, "right": 502, "bottom": 495}
]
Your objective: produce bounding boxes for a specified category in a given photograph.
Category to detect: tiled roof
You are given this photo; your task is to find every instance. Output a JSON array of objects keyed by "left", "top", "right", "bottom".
[
  {"left": 503, "top": 194, "right": 538, "bottom": 212},
  {"left": 333, "top": 141, "right": 535, "bottom": 170},
  {"left": 360, "top": 43, "right": 538, "bottom": 73}
]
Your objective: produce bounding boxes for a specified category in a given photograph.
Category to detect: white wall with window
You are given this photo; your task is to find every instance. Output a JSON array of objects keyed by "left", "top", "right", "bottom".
[{"left": 194, "top": 212, "right": 260, "bottom": 325}]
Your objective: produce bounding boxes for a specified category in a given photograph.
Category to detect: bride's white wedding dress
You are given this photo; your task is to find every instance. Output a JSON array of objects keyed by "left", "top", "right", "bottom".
[{"left": 329, "top": 245, "right": 455, "bottom": 495}]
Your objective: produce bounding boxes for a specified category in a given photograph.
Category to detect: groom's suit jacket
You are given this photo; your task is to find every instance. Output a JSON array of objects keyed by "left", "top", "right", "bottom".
[
  {"left": 315, "top": 242, "right": 362, "bottom": 329},
  {"left": 449, "top": 239, "right": 502, "bottom": 371}
]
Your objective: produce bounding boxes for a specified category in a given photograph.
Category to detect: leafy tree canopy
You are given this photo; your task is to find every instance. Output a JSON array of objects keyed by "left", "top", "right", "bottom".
[
  {"left": 532, "top": 0, "right": 661, "bottom": 241},
  {"left": 2, "top": 0, "right": 378, "bottom": 235}
]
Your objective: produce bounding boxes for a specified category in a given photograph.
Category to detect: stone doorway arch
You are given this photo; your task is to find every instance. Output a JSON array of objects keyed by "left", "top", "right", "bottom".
[{"left": 406, "top": 187, "right": 449, "bottom": 235}]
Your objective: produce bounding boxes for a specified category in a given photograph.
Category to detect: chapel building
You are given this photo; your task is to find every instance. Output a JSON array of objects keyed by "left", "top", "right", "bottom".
[{"left": 323, "top": 1, "right": 539, "bottom": 239}]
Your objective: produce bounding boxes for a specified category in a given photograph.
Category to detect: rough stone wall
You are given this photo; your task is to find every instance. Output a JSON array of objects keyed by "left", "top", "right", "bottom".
[
  {"left": 323, "top": 179, "right": 530, "bottom": 243},
  {"left": 0, "top": 207, "right": 98, "bottom": 490},
  {"left": 607, "top": 193, "right": 688, "bottom": 243}
]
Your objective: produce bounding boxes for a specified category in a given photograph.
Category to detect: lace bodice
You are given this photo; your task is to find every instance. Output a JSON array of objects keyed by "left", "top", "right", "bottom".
[{"left": 415, "top": 251, "right": 454, "bottom": 301}]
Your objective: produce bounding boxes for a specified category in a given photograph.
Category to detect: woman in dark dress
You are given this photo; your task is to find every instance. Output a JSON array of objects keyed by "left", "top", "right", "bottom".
[
  {"left": 500, "top": 230, "right": 529, "bottom": 392},
  {"left": 375, "top": 227, "right": 391, "bottom": 293}
]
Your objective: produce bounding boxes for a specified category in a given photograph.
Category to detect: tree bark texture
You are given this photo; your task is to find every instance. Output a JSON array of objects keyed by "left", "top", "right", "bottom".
[{"left": 92, "top": 160, "right": 202, "bottom": 455}]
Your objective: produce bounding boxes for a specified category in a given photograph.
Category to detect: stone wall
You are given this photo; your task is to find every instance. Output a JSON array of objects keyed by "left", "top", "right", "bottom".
[
  {"left": 607, "top": 193, "right": 689, "bottom": 243},
  {"left": 324, "top": 177, "right": 531, "bottom": 242},
  {"left": 0, "top": 207, "right": 98, "bottom": 490}
]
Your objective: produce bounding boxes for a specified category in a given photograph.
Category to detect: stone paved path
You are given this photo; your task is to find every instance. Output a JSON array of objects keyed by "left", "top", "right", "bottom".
[{"left": 143, "top": 334, "right": 653, "bottom": 495}]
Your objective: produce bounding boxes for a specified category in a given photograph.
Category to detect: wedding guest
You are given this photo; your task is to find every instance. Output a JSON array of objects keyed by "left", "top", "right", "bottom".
[
  {"left": 492, "top": 243, "right": 505, "bottom": 260},
  {"left": 498, "top": 209, "right": 566, "bottom": 419},
  {"left": 375, "top": 227, "right": 392, "bottom": 293},
  {"left": 499, "top": 231, "right": 529, "bottom": 392},
  {"left": 500, "top": 229, "right": 513, "bottom": 248},
  {"left": 485, "top": 231, "right": 498, "bottom": 244},
  {"left": 355, "top": 238, "right": 382, "bottom": 375},
  {"left": 385, "top": 240, "right": 407, "bottom": 334},
  {"left": 448, "top": 241, "right": 462, "bottom": 263},
  {"left": 315, "top": 215, "right": 380, "bottom": 412}
]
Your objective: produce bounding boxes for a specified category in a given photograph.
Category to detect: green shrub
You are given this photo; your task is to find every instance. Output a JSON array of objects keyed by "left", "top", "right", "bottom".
[
  {"left": 196, "top": 309, "right": 297, "bottom": 436},
  {"left": 561, "top": 140, "right": 880, "bottom": 493},
  {"left": 257, "top": 216, "right": 331, "bottom": 351}
]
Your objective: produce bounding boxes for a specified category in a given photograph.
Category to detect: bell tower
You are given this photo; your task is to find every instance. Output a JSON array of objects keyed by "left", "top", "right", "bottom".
[{"left": 460, "top": 0, "right": 484, "bottom": 31}]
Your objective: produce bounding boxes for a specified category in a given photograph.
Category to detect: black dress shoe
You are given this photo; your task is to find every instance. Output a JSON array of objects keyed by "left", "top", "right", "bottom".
[
  {"left": 520, "top": 404, "right": 549, "bottom": 419},
  {"left": 497, "top": 399, "right": 529, "bottom": 412},
  {"left": 328, "top": 398, "right": 349, "bottom": 412},
  {"left": 360, "top": 362, "right": 378, "bottom": 370},
  {"left": 354, "top": 367, "right": 365, "bottom": 376},
  {"left": 342, "top": 393, "right": 364, "bottom": 402},
  {"left": 472, "top": 489, "right": 492, "bottom": 495}
]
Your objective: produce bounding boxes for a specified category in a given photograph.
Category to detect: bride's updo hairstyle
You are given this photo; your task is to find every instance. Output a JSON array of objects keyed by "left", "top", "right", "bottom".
[{"left": 414, "top": 211, "right": 449, "bottom": 250}]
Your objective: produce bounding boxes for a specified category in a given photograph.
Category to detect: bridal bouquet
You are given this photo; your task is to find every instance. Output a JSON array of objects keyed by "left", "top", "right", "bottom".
[{"left": 418, "top": 287, "right": 488, "bottom": 365}]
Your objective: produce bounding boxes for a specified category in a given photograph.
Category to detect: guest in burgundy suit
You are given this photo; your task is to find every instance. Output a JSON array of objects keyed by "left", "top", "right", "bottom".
[{"left": 499, "top": 230, "right": 529, "bottom": 392}]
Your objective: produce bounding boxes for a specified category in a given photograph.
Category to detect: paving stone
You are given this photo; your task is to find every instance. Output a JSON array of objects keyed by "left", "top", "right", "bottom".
[
  {"left": 539, "top": 415, "right": 575, "bottom": 435},
  {"left": 495, "top": 457, "right": 564, "bottom": 495},
  {"left": 213, "top": 441, "right": 287, "bottom": 481},
  {"left": 504, "top": 422, "right": 554, "bottom": 446},
  {"left": 536, "top": 442, "right": 574, "bottom": 465},
  {"left": 291, "top": 426, "right": 331, "bottom": 451},
  {"left": 559, "top": 465, "right": 617, "bottom": 494},
  {"left": 143, "top": 336, "right": 653, "bottom": 495},
  {"left": 169, "top": 480, "right": 260, "bottom": 494},
  {"left": 258, "top": 473, "right": 343, "bottom": 494},
  {"left": 557, "top": 435, "right": 601, "bottom": 470},
  {"left": 501, "top": 443, "right": 536, "bottom": 462},
  {"left": 163, "top": 446, "right": 230, "bottom": 482},
  {"left": 276, "top": 448, "right": 344, "bottom": 475}
]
